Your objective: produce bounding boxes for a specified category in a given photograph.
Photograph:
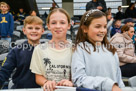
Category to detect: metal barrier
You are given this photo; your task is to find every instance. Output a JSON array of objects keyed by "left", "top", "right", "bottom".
[
  {"left": 0, "top": 88, "right": 76, "bottom": 91},
  {"left": 1, "top": 87, "right": 136, "bottom": 91}
]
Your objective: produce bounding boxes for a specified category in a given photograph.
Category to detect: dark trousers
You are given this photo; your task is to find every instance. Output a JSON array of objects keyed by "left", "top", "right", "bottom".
[{"left": 120, "top": 63, "right": 136, "bottom": 77}]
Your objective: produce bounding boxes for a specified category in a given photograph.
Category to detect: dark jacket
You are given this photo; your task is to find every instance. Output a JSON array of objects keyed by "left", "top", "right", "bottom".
[
  {"left": 0, "top": 41, "right": 40, "bottom": 88},
  {"left": 115, "top": 11, "right": 125, "bottom": 20},
  {"left": 98, "top": 0, "right": 107, "bottom": 12},
  {"left": 125, "top": 7, "right": 136, "bottom": 18},
  {"left": 110, "top": 27, "right": 121, "bottom": 37},
  {"left": 86, "top": 0, "right": 106, "bottom": 12},
  {"left": 0, "top": 12, "right": 14, "bottom": 37}
]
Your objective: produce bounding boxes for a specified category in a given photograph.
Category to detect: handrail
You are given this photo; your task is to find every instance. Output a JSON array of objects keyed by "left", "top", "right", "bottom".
[{"left": 52, "top": 0, "right": 60, "bottom": 8}]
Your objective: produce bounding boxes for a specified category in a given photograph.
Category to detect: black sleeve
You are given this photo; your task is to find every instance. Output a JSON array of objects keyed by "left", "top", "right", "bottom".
[
  {"left": 86, "top": 1, "right": 94, "bottom": 11},
  {"left": 0, "top": 49, "right": 16, "bottom": 86},
  {"left": 98, "top": 0, "right": 107, "bottom": 12}
]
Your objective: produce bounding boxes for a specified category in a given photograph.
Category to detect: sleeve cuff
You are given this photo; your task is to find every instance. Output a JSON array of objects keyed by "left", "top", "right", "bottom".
[{"left": 102, "top": 78, "right": 115, "bottom": 91}]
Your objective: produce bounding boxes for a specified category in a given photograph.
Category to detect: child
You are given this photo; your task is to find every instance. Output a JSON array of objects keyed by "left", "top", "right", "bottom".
[
  {"left": 0, "top": 2, "right": 14, "bottom": 45},
  {"left": 0, "top": 16, "right": 44, "bottom": 89},
  {"left": 30, "top": 8, "right": 73, "bottom": 91},
  {"left": 110, "top": 19, "right": 121, "bottom": 37},
  {"left": 71, "top": 9, "right": 125, "bottom": 91},
  {"left": 106, "top": 12, "right": 114, "bottom": 40},
  {"left": 16, "top": 8, "right": 26, "bottom": 25}
]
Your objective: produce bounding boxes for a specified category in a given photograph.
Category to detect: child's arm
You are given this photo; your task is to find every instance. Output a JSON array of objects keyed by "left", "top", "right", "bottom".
[
  {"left": 0, "top": 49, "right": 16, "bottom": 87},
  {"left": 36, "top": 74, "right": 57, "bottom": 91},
  {"left": 35, "top": 74, "right": 47, "bottom": 86}
]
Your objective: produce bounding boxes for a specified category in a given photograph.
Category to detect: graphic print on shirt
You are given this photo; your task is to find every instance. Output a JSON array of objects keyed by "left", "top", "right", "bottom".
[
  {"left": 0, "top": 17, "right": 8, "bottom": 23},
  {"left": 43, "top": 58, "right": 70, "bottom": 82}
]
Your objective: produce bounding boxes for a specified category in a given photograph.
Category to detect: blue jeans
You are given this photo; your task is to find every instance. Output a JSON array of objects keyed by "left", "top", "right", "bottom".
[{"left": 1, "top": 37, "right": 11, "bottom": 43}]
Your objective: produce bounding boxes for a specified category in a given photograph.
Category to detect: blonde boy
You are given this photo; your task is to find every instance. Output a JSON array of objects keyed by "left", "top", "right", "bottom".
[
  {"left": 0, "top": 2, "right": 14, "bottom": 45},
  {"left": 0, "top": 16, "right": 44, "bottom": 89}
]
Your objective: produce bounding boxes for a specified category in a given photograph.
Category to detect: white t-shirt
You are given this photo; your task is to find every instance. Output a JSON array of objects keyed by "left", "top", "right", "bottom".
[{"left": 30, "top": 42, "right": 72, "bottom": 82}]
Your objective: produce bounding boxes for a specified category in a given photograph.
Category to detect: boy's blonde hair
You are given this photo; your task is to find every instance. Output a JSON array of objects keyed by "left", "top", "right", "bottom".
[
  {"left": 0, "top": 2, "right": 9, "bottom": 10},
  {"left": 24, "top": 16, "right": 43, "bottom": 27}
]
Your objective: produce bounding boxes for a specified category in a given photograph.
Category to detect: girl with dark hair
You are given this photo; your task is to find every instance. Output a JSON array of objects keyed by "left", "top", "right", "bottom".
[{"left": 71, "top": 9, "right": 125, "bottom": 91}]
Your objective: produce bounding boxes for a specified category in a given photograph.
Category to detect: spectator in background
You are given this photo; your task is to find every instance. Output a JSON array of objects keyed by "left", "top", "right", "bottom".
[
  {"left": 44, "top": 11, "right": 48, "bottom": 25},
  {"left": 106, "top": 12, "right": 114, "bottom": 39},
  {"left": 86, "top": 0, "right": 106, "bottom": 12},
  {"left": 0, "top": 2, "right": 14, "bottom": 47},
  {"left": 98, "top": 0, "right": 107, "bottom": 12},
  {"left": 49, "top": 2, "right": 57, "bottom": 12},
  {"left": 106, "top": 7, "right": 112, "bottom": 15},
  {"left": 29, "top": 10, "right": 37, "bottom": 16},
  {"left": 44, "top": 11, "right": 48, "bottom": 19},
  {"left": 110, "top": 19, "right": 121, "bottom": 37},
  {"left": 110, "top": 24, "right": 136, "bottom": 77},
  {"left": 16, "top": 8, "right": 26, "bottom": 25},
  {"left": 125, "top": 3, "right": 136, "bottom": 18},
  {"left": 124, "top": 18, "right": 134, "bottom": 26},
  {"left": 10, "top": 10, "right": 17, "bottom": 21},
  {"left": 115, "top": 6, "right": 125, "bottom": 20},
  {"left": 124, "top": 18, "right": 136, "bottom": 44}
]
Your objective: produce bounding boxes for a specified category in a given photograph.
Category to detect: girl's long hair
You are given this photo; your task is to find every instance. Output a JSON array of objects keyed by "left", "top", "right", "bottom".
[{"left": 75, "top": 10, "right": 116, "bottom": 54}]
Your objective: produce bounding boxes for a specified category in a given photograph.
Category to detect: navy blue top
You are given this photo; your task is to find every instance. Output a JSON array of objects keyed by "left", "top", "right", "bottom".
[
  {"left": 0, "top": 12, "right": 14, "bottom": 37},
  {"left": 111, "top": 27, "right": 121, "bottom": 37},
  {"left": 0, "top": 41, "right": 40, "bottom": 88}
]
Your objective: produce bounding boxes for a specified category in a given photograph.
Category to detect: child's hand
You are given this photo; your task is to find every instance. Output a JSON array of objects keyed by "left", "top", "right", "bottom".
[
  {"left": 43, "top": 80, "right": 56, "bottom": 91},
  {"left": 112, "top": 84, "right": 122, "bottom": 91},
  {"left": 57, "top": 79, "right": 73, "bottom": 87}
]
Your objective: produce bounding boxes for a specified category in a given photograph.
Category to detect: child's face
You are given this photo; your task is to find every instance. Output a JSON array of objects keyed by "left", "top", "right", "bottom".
[
  {"left": 47, "top": 11, "right": 71, "bottom": 40},
  {"left": 23, "top": 23, "right": 44, "bottom": 44},
  {"left": 84, "top": 16, "right": 107, "bottom": 43},
  {"left": 19, "top": 8, "right": 24, "bottom": 13},
  {"left": 0, "top": 4, "right": 8, "bottom": 13},
  {"left": 115, "top": 20, "right": 121, "bottom": 28}
]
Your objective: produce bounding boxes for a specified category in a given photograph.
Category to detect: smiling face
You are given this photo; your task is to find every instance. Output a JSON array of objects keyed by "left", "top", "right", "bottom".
[
  {"left": 84, "top": 16, "right": 107, "bottom": 43},
  {"left": 115, "top": 20, "right": 121, "bottom": 28},
  {"left": 23, "top": 23, "right": 44, "bottom": 45},
  {"left": 47, "top": 11, "right": 71, "bottom": 41}
]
